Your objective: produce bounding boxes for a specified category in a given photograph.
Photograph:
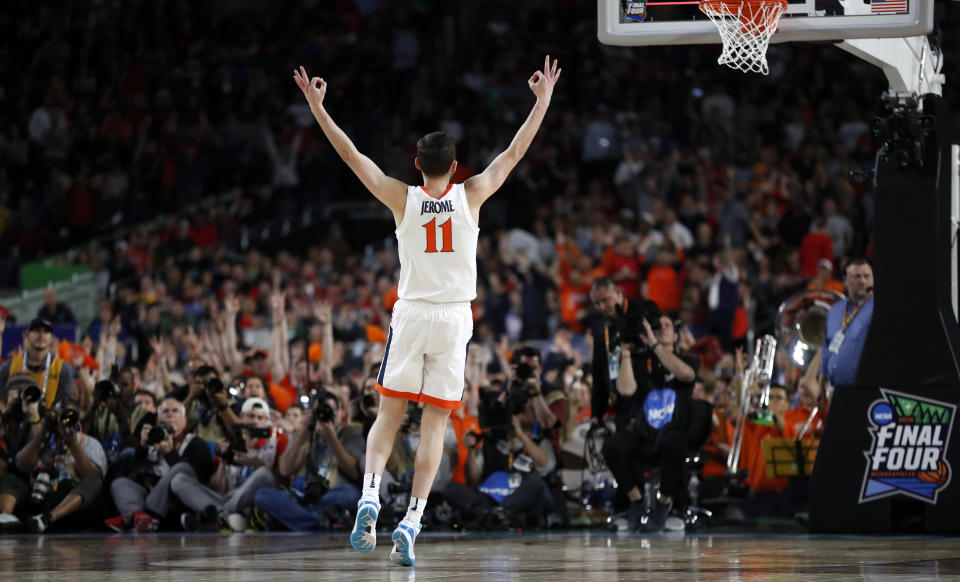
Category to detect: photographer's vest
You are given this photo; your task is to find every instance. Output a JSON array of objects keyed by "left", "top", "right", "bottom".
[{"left": 10, "top": 353, "right": 64, "bottom": 408}]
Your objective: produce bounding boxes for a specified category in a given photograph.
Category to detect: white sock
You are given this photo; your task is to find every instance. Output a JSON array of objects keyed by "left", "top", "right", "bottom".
[
  {"left": 404, "top": 497, "right": 427, "bottom": 526},
  {"left": 362, "top": 473, "right": 381, "bottom": 504}
]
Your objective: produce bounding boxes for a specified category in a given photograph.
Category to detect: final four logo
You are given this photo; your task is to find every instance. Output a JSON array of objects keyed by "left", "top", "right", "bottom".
[{"left": 859, "top": 389, "right": 956, "bottom": 504}]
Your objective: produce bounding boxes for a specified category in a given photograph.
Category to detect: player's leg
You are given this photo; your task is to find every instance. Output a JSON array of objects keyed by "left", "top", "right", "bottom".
[
  {"left": 365, "top": 395, "right": 409, "bottom": 476},
  {"left": 352, "top": 300, "right": 426, "bottom": 552},
  {"left": 390, "top": 403, "right": 451, "bottom": 567},
  {"left": 411, "top": 404, "right": 453, "bottom": 499},
  {"left": 390, "top": 303, "right": 470, "bottom": 566},
  {"left": 351, "top": 394, "right": 407, "bottom": 552}
]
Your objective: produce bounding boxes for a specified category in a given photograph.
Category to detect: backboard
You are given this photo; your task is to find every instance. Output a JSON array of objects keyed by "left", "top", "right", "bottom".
[{"left": 598, "top": 0, "right": 934, "bottom": 46}]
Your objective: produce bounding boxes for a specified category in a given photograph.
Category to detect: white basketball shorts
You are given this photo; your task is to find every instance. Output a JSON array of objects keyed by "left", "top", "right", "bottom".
[{"left": 375, "top": 299, "right": 473, "bottom": 409}]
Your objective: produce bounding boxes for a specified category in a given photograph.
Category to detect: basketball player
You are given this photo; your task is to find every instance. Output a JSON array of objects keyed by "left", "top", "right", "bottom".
[{"left": 293, "top": 56, "right": 560, "bottom": 566}]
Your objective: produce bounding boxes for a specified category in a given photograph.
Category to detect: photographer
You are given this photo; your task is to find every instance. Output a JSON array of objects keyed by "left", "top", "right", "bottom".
[
  {"left": 0, "top": 318, "right": 76, "bottom": 410},
  {"left": 170, "top": 397, "right": 286, "bottom": 531},
  {"left": 254, "top": 390, "right": 365, "bottom": 531},
  {"left": 0, "top": 373, "right": 47, "bottom": 530},
  {"left": 2, "top": 394, "right": 107, "bottom": 533},
  {"left": 598, "top": 302, "right": 698, "bottom": 532},
  {"left": 81, "top": 378, "right": 130, "bottom": 462},
  {"left": 588, "top": 278, "right": 663, "bottom": 429},
  {"left": 105, "top": 398, "right": 214, "bottom": 533},
  {"left": 510, "top": 345, "right": 565, "bottom": 460},
  {"left": 441, "top": 381, "right": 556, "bottom": 528},
  {"left": 384, "top": 404, "right": 458, "bottom": 502},
  {"left": 183, "top": 365, "right": 239, "bottom": 444}
]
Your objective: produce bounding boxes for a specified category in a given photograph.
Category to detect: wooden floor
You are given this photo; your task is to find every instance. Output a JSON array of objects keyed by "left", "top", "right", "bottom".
[{"left": 1, "top": 530, "right": 959, "bottom": 581}]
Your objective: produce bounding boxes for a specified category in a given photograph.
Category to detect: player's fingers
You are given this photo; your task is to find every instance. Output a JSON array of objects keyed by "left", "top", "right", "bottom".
[
  {"left": 310, "top": 77, "right": 320, "bottom": 89},
  {"left": 555, "top": 68, "right": 562, "bottom": 82},
  {"left": 544, "top": 55, "right": 549, "bottom": 74},
  {"left": 551, "top": 58, "right": 558, "bottom": 76}
]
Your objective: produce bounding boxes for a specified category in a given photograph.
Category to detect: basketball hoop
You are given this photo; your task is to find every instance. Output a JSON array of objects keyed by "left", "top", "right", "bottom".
[{"left": 700, "top": 0, "right": 788, "bottom": 75}]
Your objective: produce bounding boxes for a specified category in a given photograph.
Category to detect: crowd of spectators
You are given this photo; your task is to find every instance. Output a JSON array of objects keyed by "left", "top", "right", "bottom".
[{"left": 0, "top": 0, "right": 957, "bottom": 534}]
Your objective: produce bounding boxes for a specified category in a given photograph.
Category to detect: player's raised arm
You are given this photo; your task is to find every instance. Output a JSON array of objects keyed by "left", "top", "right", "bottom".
[
  {"left": 464, "top": 55, "right": 561, "bottom": 209},
  {"left": 293, "top": 66, "right": 407, "bottom": 221}
]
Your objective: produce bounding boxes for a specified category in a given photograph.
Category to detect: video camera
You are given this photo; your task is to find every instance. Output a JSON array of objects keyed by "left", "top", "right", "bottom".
[
  {"left": 873, "top": 95, "right": 935, "bottom": 167},
  {"left": 613, "top": 300, "right": 662, "bottom": 352}
]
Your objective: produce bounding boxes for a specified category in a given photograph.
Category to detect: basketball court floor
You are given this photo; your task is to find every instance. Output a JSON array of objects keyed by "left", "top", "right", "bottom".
[{"left": 2, "top": 530, "right": 959, "bottom": 581}]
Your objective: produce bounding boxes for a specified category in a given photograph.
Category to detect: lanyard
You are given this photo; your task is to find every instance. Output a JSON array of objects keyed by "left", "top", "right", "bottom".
[
  {"left": 842, "top": 294, "right": 871, "bottom": 330},
  {"left": 37, "top": 353, "right": 53, "bottom": 402}
]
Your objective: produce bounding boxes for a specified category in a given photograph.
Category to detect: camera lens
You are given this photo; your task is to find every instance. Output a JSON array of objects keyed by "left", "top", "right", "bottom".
[
  {"left": 205, "top": 378, "right": 225, "bottom": 393},
  {"left": 21, "top": 385, "right": 42, "bottom": 404},
  {"left": 515, "top": 363, "right": 534, "bottom": 380},
  {"left": 59, "top": 409, "right": 79, "bottom": 429}
]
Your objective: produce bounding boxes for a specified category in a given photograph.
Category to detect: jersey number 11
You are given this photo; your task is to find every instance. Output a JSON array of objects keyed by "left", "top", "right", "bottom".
[{"left": 423, "top": 218, "right": 454, "bottom": 253}]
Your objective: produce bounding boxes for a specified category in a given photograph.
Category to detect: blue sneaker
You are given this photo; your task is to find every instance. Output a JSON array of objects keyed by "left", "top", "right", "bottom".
[
  {"left": 389, "top": 519, "right": 421, "bottom": 567},
  {"left": 350, "top": 499, "right": 380, "bottom": 552}
]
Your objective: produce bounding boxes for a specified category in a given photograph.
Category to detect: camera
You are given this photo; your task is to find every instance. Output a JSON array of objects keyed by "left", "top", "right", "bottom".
[
  {"left": 30, "top": 468, "right": 55, "bottom": 505},
  {"left": 205, "top": 377, "right": 225, "bottom": 393},
  {"left": 93, "top": 380, "right": 121, "bottom": 402},
  {"left": 614, "top": 300, "right": 662, "bottom": 351},
  {"left": 302, "top": 473, "right": 330, "bottom": 505},
  {"left": 21, "top": 385, "right": 42, "bottom": 405},
  {"left": 302, "top": 387, "right": 336, "bottom": 423},
  {"left": 44, "top": 408, "right": 79, "bottom": 433},
  {"left": 507, "top": 385, "right": 530, "bottom": 415},
  {"left": 401, "top": 406, "right": 423, "bottom": 432},
  {"left": 515, "top": 362, "right": 534, "bottom": 381},
  {"left": 314, "top": 401, "right": 335, "bottom": 423},
  {"left": 223, "top": 423, "right": 272, "bottom": 464},
  {"left": 873, "top": 96, "right": 935, "bottom": 168},
  {"left": 147, "top": 422, "right": 175, "bottom": 446}
]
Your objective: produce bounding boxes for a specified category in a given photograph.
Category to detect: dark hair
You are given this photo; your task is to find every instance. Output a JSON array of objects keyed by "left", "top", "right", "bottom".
[
  {"left": 511, "top": 345, "right": 541, "bottom": 364},
  {"left": 133, "top": 389, "right": 158, "bottom": 407},
  {"left": 321, "top": 389, "right": 341, "bottom": 409},
  {"left": 590, "top": 277, "right": 618, "bottom": 293},
  {"left": 769, "top": 383, "right": 790, "bottom": 398},
  {"left": 193, "top": 365, "right": 219, "bottom": 378},
  {"left": 416, "top": 131, "right": 456, "bottom": 177},
  {"left": 843, "top": 257, "right": 873, "bottom": 277}
]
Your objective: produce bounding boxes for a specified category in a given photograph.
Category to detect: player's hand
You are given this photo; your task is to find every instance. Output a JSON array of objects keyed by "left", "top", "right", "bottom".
[
  {"left": 528, "top": 55, "right": 561, "bottom": 102},
  {"left": 293, "top": 66, "right": 327, "bottom": 111}
]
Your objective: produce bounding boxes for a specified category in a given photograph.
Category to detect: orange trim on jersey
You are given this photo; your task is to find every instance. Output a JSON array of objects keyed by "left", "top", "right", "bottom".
[
  {"left": 420, "top": 183, "right": 455, "bottom": 200},
  {"left": 375, "top": 382, "right": 463, "bottom": 410}
]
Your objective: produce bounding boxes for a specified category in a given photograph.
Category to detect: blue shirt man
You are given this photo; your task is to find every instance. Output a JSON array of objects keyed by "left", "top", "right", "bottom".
[{"left": 820, "top": 259, "right": 874, "bottom": 387}]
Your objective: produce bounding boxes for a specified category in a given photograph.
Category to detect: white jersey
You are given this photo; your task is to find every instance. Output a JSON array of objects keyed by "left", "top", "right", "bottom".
[{"left": 396, "top": 183, "right": 479, "bottom": 303}]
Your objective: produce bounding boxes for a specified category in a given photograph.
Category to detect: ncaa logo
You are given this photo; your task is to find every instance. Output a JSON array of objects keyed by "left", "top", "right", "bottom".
[
  {"left": 860, "top": 389, "right": 956, "bottom": 504},
  {"left": 871, "top": 403, "right": 894, "bottom": 426}
]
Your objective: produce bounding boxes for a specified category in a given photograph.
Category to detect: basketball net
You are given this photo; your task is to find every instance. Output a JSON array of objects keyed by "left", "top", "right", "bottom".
[{"left": 700, "top": 0, "right": 788, "bottom": 75}]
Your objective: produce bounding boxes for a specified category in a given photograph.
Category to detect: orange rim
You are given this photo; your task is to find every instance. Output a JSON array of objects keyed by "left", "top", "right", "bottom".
[{"left": 701, "top": 0, "right": 787, "bottom": 32}]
